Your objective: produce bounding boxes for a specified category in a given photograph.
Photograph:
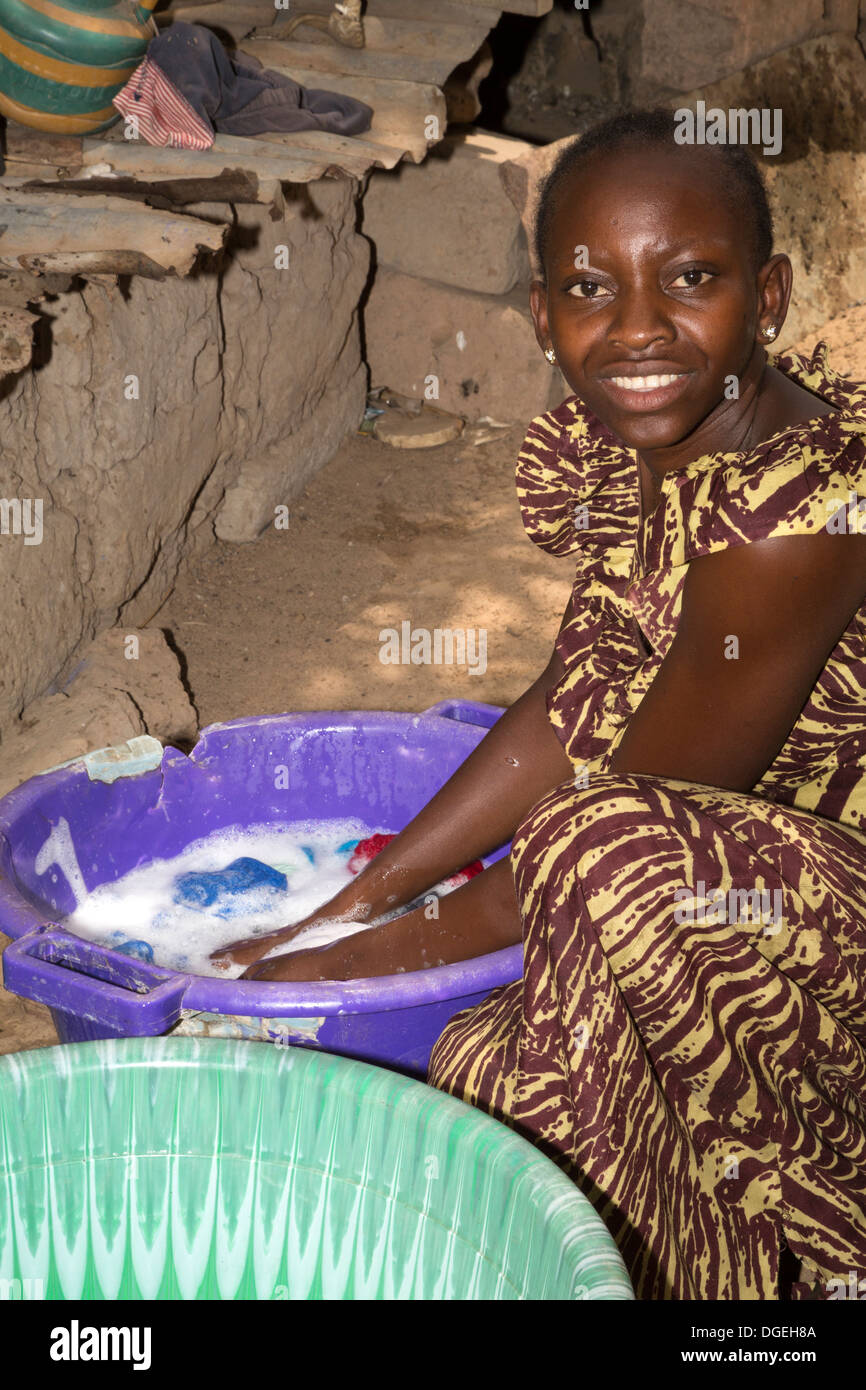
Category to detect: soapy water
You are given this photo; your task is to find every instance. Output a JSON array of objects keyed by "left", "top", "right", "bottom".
[{"left": 56, "top": 819, "right": 461, "bottom": 980}]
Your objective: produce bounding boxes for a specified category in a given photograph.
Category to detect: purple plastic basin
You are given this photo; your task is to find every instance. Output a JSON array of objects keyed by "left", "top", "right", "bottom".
[{"left": 0, "top": 701, "right": 521, "bottom": 1076}]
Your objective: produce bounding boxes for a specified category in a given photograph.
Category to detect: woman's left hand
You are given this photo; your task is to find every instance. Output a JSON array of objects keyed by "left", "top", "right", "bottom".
[{"left": 241, "top": 931, "right": 380, "bottom": 982}]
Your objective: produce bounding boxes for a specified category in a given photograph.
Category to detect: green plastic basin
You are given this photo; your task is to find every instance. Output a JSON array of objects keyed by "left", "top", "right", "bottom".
[{"left": 0, "top": 1038, "right": 633, "bottom": 1300}]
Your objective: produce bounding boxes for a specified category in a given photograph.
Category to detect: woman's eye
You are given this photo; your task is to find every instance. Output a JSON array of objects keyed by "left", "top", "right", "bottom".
[
  {"left": 670, "top": 268, "right": 712, "bottom": 288},
  {"left": 568, "top": 280, "right": 611, "bottom": 299}
]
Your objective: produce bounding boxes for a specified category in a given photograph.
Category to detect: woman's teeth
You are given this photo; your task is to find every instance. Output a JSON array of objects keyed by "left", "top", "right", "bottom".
[{"left": 609, "top": 373, "right": 686, "bottom": 391}]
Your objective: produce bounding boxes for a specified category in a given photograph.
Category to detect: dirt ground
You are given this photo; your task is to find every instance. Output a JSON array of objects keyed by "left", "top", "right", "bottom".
[{"left": 160, "top": 422, "right": 572, "bottom": 725}]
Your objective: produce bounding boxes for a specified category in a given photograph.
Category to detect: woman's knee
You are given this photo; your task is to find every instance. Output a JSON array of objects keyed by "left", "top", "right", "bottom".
[
  {"left": 514, "top": 771, "right": 661, "bottom": 846},
  {"left": 510, "top": 771, "right": 667, "bottom": 895}
]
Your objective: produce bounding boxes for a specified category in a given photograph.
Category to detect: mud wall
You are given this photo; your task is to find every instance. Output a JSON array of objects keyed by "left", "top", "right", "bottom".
[{"left": 0, "top": 177, "right": 369, "bottom": 736}]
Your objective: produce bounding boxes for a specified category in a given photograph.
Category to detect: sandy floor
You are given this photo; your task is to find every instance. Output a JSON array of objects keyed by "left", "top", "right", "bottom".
[{"left": 161, "top": 423, "right": 572, "bottom": 725}]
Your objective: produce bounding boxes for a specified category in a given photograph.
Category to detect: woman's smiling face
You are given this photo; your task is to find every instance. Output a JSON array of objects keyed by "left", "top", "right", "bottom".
[{"left": 531, "top": 143, "right": 785, "bottom": 453}]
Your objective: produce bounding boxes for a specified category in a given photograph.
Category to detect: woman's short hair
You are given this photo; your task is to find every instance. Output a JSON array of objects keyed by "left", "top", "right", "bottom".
[{"left": 534, "top": 107, "right": 774, "bottom": 278}]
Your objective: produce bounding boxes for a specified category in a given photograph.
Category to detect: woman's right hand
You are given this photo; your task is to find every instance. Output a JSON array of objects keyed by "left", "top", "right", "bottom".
[
  {"left": 210, "top": 919, "right": 306, "bottom": 970},
  {"left": 209, "top": 903, "right": 359, "bottom": 970}
]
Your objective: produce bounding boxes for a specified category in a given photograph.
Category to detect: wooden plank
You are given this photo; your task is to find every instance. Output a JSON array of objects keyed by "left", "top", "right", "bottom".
[
  {"left": 159, "top": 0, "right": 548, "bottom": 25},
  {"left": 155, "top": 0, "right": 273, "bottom": 31},
  {"left": 3, "top": 125, "right": 83, "bottom": 169},
  {"left": 247, "top": 127, "right": 407, "bottom": 171},
  {"left": 82, "top": 131, "right": 379, "bottom": 183},
  {"left": 157, "top": 1, "right": 516, "bottom": 85},
  {"left": 21, "top": 171, "right": 274, "bottom": 210},
  {"left": 237, "top": 50, "right": 445, "bottom": 160},
  {"left": 240, "top": 15, "right": 492, "bottom": 85},
  {"left": 79, "top": 138, "right": 335, "bottom": 202},
  {"left": 89, "top": 122, "right": 405, "bottom": 176},
  {"left": 0, "top": 189, "right": 226, "bottom": 278},
  {"left": 157, "top": 0, "right": 551, "bottom": 37},
  {"left": 210, "top": 131, "right": 372, "bottom": 179}
]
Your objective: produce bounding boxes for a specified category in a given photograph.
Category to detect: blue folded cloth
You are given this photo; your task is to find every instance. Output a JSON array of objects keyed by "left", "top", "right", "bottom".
[{"left": 172, "top": 856, "right": 288, "bottom": 915}]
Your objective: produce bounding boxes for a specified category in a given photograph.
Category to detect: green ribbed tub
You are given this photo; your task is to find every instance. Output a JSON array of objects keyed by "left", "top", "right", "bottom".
[{"left": 0, "top": 1038, "right": 633, "bottom": 1301}]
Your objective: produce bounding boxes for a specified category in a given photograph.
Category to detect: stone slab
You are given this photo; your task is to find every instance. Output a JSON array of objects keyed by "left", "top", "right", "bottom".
[{"left": 363, "top": 129, "right": 533, "bottom": 294}]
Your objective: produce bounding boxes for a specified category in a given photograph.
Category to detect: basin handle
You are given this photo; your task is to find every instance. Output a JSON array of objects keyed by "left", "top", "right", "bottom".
[
  {"left": 421, "top": 700, "right": 504, "bottom": 730},
  {"left": 2, "top": 927, "right": 191, "bottom": 1037}
]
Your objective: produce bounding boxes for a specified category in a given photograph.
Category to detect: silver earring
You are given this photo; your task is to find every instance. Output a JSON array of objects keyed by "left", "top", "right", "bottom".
[
  {"left": 544, "top": 347, "right": 556, "bottom": 363},
  {"left": 763, "top": 324, "right": 777, "bottom": 341}
]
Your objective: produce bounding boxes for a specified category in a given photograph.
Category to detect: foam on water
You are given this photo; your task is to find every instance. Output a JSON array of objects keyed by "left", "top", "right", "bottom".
[
  {"left": 61, "top": 819, "right": 387, "bottom": 979},
  {"left": 34, "top": 816, "right": 88, "bottom": 910}
]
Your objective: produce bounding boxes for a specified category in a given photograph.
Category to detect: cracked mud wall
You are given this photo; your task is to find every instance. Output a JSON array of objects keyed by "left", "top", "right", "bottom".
[{"left": 0, "top": 176, "right": 369, "bottom": 736}]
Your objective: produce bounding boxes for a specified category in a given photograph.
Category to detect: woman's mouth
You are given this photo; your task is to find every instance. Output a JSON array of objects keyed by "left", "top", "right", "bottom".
[{"left": 598, "top": 371, "right": 692, "bottom": 411}]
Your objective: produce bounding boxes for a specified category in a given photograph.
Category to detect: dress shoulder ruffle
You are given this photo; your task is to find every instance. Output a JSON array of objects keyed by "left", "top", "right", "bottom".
[
  {"left": 514, "top": 397, "right": 648, "bottom": 767},
  {"left": 515, "top": 395, "right": 639, "bottom": 563}
]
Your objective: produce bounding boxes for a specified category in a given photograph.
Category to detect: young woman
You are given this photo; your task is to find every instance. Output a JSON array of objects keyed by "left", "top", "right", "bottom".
[{"left": 214, "top": 110, "right": 866, "bottom": 1300}]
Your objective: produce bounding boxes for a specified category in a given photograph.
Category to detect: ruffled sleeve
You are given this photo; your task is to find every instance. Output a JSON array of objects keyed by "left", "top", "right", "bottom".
[
  {"left": 514, "top": 404, "right": 586, "bottom": 556},
  {"left": 513, "top": 396, "right": 653, "bottom": 769},
  {"left": 515, "top": 395, "right": 642, "bottom": 559}
]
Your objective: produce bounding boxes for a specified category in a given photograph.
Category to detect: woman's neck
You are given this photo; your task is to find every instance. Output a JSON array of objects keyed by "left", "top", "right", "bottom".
[{"left": 637, "top": 353, "right": 837, "bottom": 487}]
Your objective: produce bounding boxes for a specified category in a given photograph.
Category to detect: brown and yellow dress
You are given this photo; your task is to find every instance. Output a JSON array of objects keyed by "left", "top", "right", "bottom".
[{"left": 428, "top": 344, "right": 866, "bottom": 1300}]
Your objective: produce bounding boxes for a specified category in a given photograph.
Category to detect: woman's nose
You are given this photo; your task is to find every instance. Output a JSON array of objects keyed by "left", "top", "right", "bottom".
[{"left": 607, "top": 288, "right": 675, "bottom": 350}]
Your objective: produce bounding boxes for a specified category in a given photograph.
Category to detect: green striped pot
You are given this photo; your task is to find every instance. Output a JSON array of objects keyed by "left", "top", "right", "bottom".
[
  {"left": 0, "top": 0, "right": 158, "bottom": 134},
  {"left": 0, "top": 1038, "right": 635, "bottom": 1300}
]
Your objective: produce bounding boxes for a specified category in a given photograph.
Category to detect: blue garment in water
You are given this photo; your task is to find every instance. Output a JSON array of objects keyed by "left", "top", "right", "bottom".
[
  {"left": 107, "top": 932, "right": 155, "bottom": 964},
  {"left": 172, "top": 856, "right": 288, "bottom": 915}
]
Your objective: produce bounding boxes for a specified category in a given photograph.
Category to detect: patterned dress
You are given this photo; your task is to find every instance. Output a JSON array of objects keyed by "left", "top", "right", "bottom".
[{"left": 427, "top": 344, "right": 866, "bottom": 1300}]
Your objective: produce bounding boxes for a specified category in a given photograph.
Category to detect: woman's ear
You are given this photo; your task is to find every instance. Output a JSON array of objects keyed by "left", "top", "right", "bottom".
[
  {"left": 755, "top": 253, "right": 793, "bottom": 343},
  {"left": 529, "top": 279, "right": 550, "bottom": 354}
]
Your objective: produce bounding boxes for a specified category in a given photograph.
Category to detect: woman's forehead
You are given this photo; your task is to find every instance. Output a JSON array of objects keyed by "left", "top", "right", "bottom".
[{"left": 546, "top": 150, "right": 742, "bottom": 248}]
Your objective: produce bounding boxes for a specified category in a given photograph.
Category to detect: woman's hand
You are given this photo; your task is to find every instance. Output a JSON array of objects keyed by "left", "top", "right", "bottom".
[
  {"left": 241, "top": 928, "right": 381, "bottom": 982},
  {"left": 241, "top": 856, "right": 523, "bottom": 983},
  {"left": 210, "top": 920, "right": 306, "bottom": 970},
  {"left": 209, "top": 904, "right": 365, "bottom": 970}
]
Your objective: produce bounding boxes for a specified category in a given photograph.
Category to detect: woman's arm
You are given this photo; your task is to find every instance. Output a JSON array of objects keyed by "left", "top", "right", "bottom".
[
  {"left": 212, "top": 597, "right": 576, "bottom": 968},
  {"left": 244, "top": 854, "right": 521, "bottom": 981},
  {"left": 609, "top": 529, "right": 866, "bottom": 788}
]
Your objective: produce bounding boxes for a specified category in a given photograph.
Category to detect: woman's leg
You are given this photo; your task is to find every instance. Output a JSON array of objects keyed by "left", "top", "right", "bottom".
[{"left": 429, "top": 772, "right": 866, "bottom": 1299}]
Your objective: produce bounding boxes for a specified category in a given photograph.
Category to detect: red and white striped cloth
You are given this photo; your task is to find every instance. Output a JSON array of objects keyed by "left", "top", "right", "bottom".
[{"left": 113, "top": 58, "right": 213, "bottom": 150}]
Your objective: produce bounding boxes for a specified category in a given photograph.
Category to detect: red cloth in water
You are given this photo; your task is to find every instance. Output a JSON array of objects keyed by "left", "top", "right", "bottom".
[{"left": 348, "top": 834, "right": 483, "bottom": 888}]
